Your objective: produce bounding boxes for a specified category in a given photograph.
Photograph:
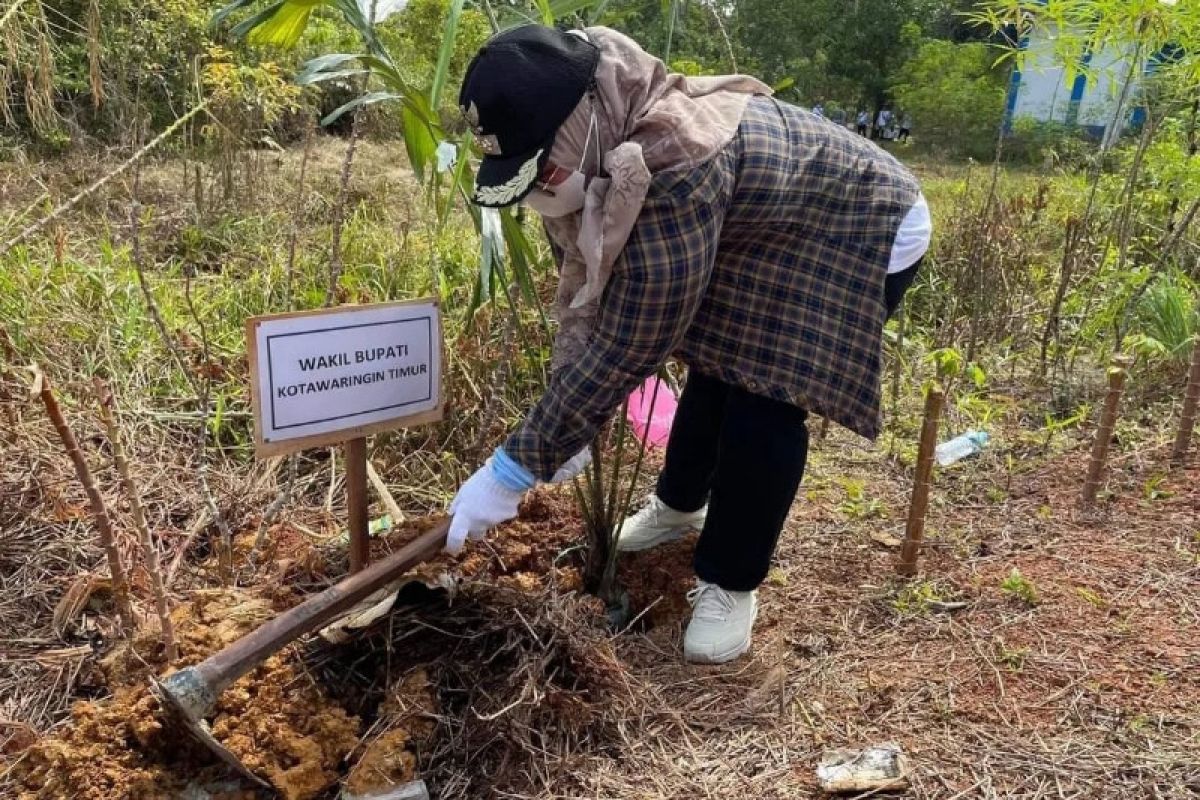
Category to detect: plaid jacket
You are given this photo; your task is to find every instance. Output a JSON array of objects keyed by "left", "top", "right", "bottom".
[{"left": 506, "top": 96, "right": 922, "bottom": 480}]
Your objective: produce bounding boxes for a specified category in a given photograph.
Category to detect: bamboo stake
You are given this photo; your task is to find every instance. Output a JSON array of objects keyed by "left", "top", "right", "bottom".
[
  {"left": 94, "top": 378, "right": 177, "bottom": 662},
  {"left": 29, "top": 366, "right": 135, "bottom": 630},
  {"left": 1080, "top": 355, "right": 1132, "bottom": 509},
  {"left": 1170, "top": 336, "right": 1200, "bottom": 468},
  {"left": 898, "top": 382, "right": 945, "bottom": 576}
]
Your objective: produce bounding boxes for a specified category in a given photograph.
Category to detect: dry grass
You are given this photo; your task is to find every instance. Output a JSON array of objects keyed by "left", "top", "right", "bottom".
[{"left": 3, "top": 141, "right": 1199, "bottom": 798}]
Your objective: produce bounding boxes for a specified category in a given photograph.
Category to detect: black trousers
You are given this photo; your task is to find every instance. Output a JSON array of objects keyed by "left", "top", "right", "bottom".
[{"left": 654, "top": 262, "right": 920, "bottom": 591}]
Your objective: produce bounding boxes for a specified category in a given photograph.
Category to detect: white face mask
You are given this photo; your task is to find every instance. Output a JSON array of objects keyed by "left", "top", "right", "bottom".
[{"left": 524, "top": 100, "right": 598, "bottom": 218}]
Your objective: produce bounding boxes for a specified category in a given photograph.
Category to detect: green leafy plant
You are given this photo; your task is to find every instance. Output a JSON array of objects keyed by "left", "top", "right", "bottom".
[
  {"left": 891, "top": 580, "right": 945, "bottom": 616},
  {"left": 1000, "top": 568, "right": 1040, "bottom": 606},
  {"left": 1130, "top": 276, "right": 1199, "bottom": 366},
  {"left": 837, "top": 477, "right": 885, "bottom": 520},
  {"left": 1075, "top": 587, "right": 1108, "bottom": 608},
  {"left": 1142, "top": 474, "right": 1173, "bottom": 501},
  {"left": 994, "top": 640, "right": 1028, "bottom": 672}
]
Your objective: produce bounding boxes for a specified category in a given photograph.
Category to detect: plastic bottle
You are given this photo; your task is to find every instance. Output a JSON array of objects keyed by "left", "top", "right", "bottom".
[{"left": 934, "top": 430, "right": 989, "bottom": 466}]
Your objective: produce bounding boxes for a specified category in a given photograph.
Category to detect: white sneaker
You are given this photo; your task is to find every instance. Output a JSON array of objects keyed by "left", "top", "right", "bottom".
[
  {"left": 684, "top": 581, "right": 757, "bottom": 664},
  {"left": 616, "top": 494, "right": 707, "bottom": 553}
]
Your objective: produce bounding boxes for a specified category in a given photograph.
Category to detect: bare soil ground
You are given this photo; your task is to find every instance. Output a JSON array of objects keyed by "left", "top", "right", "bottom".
[
  {"left": 2, "top": 142, "right": 1197, "bottom": 798},
  {"left": 3, "top": 405, "right": 1197, "bottom": 798}
]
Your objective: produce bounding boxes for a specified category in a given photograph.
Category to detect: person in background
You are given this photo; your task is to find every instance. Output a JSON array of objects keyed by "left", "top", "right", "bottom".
[
  {"left": 448, "top": 25, "right": 931, "bottom": 664},
  {"left": 898, "top": 111, "right": 913, "bottom": 143},
  {"left": 874, "top": 106, "right": 892, "bottom": 139},
  {"left": 856, "top": 108, "right": 870, "bottom": 136}
]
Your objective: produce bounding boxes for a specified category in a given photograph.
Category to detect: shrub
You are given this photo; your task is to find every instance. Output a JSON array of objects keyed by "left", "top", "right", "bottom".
[
  {"left": 891, "top": 39, "right": 1008, "bottom": 159},
  {"left": 1131, "top": 275, "right": 1200, "bottom": 366},
  {"left": 1003, "top": 118, "right": 1097, "bottom": 169}
]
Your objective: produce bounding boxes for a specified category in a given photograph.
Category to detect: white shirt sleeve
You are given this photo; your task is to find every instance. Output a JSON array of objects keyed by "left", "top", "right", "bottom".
[{"left": 888, "top": 193, "right": 931, "bottom": 275}]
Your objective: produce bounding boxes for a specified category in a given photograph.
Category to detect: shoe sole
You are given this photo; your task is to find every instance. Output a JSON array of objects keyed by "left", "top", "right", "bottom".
[
  {"left": 684, "top": 601, "right": 758, "bottom": 665},
  {"left": 684, "top": 631, "right": 752, "bottom": 665},
  {"left": 616, "top": 528, "right": 689, "bottom": 553}
]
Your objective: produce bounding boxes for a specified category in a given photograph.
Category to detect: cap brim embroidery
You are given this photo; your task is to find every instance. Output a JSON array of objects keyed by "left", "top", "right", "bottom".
[{"left": 475, "top": 149, "right": 542, "bottom": 206}]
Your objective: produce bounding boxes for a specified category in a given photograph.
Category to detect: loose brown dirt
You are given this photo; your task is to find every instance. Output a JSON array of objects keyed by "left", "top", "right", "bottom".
[{"left": 12, "top": 589, "right": 360, "bottom": 800}]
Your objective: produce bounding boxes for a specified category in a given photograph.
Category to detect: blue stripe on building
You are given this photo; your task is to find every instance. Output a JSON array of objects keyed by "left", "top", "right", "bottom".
[
  {"left": 1001, "top": 36, "right": 1030, "bottom": 134},
  {"left": 1065, "top": 50, "right": 1092, "bottom": 127}
]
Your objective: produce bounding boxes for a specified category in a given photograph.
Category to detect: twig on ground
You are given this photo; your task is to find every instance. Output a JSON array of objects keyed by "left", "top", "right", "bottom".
[{"left": 367, "top": 459, "right": 405, "bottom": 524}]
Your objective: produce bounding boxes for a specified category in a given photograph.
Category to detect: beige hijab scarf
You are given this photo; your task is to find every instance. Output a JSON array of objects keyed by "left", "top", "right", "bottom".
[{"left": 543, "top": 26, "right": 770, "bottom": 369}]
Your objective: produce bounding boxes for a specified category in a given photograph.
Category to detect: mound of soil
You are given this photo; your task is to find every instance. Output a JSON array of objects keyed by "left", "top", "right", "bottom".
[
  {"left": 13, "top": 590, "right": 361, "bottom": 800},
  {"left": 9, "top": 483, "right": 703, "bottom": 799}
]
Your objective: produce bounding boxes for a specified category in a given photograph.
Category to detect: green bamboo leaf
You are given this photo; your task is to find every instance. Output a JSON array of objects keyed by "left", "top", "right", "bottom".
[
  {"left": 500, "top": 212, "right": 552, "bottom": 334},
  {"left": 401, "top": 101, "right": 439, "bottom": 181},
  {"left": 439, "top": 131, "right": 475, "bottom": 225},
  {"left": 331, "top": 0, "right": 386, "bottom": 57},
  {"left": 298, "top": 68, "right": 368, "bottom": 85},
  {"left": 247, "top": 0, "right": 328, "bottom": 48},
  {"left": 296, "top": 52, "right": 368, "bottom": 81},
  {"left": 230, "top": 0, "right": 287, "bottom": 40},
  {"left": 534, "top": 0, "right": 554, "bottom": 25},
  {"left": 320, "top": 90, "right": 403, "bottom": 126},
  {"left": 430, "top": 0, "right": 466, "bottom": 110}
]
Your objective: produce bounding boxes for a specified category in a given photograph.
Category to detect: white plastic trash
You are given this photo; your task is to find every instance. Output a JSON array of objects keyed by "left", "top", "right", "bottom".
[{"left": 934, "top": 430, "right": 989, "bottom": 466}]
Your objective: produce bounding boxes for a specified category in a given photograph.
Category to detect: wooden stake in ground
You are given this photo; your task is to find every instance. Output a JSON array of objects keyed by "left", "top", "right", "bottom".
[
  {"left": 94, "top": 378, "right": 177, "bottom": 662},
  {"left": 1080, "top": 355, "right": 1132, "bottom": 510},
  {"left": 1170, "top": 336, "right": 1200, "bottom": 468},
  {"left": 29, "top": 366, "right": 135, "bottom": 631},
  {"left": 345, "top": 437, "right": 370, "bottom": 573},
  {"left": 898, "top": 382, "right": 945, "bottom": 576}
]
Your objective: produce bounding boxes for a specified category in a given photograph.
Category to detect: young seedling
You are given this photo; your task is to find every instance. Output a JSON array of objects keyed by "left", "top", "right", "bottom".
[
  {"left": 95, "top": 378, "right": 177, "bottom": 661},
  {"left": 30, "top": 366, "right": 135, "bottom": 631},
  {"left": 1079, "top": 354, "right": 1132, "bottom": 510},
  {"left": 1000, "top": 568, "right": 1040, "bottom": 607}
]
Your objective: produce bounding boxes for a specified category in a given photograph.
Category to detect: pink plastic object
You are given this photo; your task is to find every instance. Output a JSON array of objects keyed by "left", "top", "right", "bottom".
[{"left": 626, "top": 376, "right": 678, "bottom": 448}]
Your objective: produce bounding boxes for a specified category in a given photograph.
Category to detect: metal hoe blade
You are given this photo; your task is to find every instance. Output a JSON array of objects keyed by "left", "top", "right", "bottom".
[{"left": 152, "top": 675, "right": 270, "bottom": 788}]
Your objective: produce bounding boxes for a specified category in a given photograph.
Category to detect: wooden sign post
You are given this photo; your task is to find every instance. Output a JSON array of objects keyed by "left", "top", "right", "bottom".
[{"left": 246, "top": 299, "right": 444, "bottom": 572}]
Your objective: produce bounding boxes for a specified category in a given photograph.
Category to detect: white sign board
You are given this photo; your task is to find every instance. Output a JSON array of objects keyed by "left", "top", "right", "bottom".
[{"left": 246, "top": 300, "right": 443, "bottom": 456}]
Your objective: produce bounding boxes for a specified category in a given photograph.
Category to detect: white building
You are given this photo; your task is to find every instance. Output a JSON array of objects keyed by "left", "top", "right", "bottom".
[{"left": 1003, "top": 25, "right": 1152, "bottom": 146}]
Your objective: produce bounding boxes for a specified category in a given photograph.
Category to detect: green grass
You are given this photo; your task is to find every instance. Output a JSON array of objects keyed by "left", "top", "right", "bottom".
[{"left": 0, "top": 139, "right": 552, "bottom": 472}]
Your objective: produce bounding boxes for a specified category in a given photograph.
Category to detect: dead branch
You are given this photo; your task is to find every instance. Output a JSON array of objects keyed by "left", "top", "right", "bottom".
[
  {"left": 125, "top": 168, "right": 234, "bottom": 582},
  {"left": 94, "top": 378, "right": 176, "bottom": 661},
  {"left": 252, "top": 125, "right": 315, "bottom": 555},
  {"left": 367, "top": 458, "right": 405, "bottom": 524},
  {"left": 326, "top": 109, "right": 362, "bottom": 307},
  {"left": 29, "top": 365, "right": 135, "bottom": 631}
]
